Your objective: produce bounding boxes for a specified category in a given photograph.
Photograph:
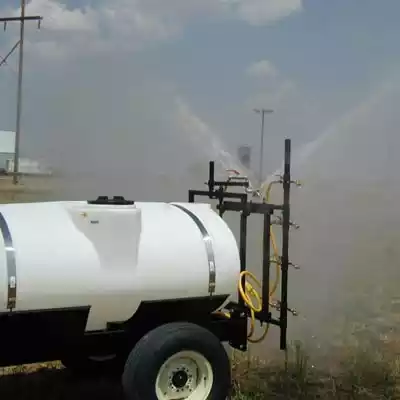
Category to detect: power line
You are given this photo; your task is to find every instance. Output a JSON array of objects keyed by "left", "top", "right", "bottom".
[
  {"left": 1, "top": 0, "right": 42, "bottom": 184},
  {"left": 0, "top": 40, "right": 20, "bottom": 70}
]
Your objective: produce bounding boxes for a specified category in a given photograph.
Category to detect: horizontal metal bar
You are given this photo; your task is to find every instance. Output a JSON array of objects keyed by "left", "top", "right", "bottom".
[
  {"left": 188, "top": 189, "right": 247, "bottom": 201},
  {"left": 0, "top": 16, "right": 43, "bottom": 22},
  {"left": 225, "top": 301, "right": 281, "bottom": 327},
  {"left": 222, "top": 201, "right": 283, "bottom": 214},
  {"left": 268, "top": 317, "right": 281, "bottom": 327},
  {"left": 213, "top": 180, "right": 249, "bottom": 188}
]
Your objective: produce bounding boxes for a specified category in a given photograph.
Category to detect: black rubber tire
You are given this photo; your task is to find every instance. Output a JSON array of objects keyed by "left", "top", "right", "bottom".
[{"left": 122, "top": 322, "right": 231, "bottom": 400}]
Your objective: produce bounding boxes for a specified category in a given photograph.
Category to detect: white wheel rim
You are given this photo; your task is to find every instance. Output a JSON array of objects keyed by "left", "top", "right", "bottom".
[{"left": 155, "top": 350, "right": 214, "bottom": 400}]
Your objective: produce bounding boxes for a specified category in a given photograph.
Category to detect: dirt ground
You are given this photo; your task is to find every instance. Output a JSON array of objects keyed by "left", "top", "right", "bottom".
[
  {"left": 0, "top": 364, "right": 124, "bottom": 400},
  {"left": 0, "top": 175, "right": 55, "bottom": 203}
]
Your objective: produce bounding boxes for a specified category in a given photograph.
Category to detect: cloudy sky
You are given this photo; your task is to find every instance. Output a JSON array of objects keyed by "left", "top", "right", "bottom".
[{"left": 0, "top": 0, "right": 399, "bottom": 197}]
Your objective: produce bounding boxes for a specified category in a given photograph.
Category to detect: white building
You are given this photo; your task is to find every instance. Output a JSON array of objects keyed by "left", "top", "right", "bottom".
[
  {"left": 0, "top": 130, "right": 52, "bottom": 175},
  {"left": 6, "top": 158, "right": 52, "bottom": 175},
  {"left": 0, "top": 130, "right": 15, "bottom": 170}
]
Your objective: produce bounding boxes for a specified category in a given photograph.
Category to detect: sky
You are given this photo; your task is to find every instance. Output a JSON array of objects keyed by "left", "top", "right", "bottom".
[
  {"left": 0, "top": 0, "right": 399, "bottom": 187},
  {"left": 1, "top": 0, "right": 400, "bottom": 350}
]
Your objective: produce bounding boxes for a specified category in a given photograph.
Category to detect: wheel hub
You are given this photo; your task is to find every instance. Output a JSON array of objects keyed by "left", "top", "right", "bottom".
[
  {"left": 167, "top": 363, "right": 195, "bottom": 397},
  {"left": 171, "top": 370, "right": 189, "bottom": 388},
  {"left": 155, "top": 351, "right": 213, "bottom": 400}
]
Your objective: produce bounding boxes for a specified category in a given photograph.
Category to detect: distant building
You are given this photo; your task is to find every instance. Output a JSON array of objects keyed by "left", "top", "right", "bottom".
[
  {"left": 0, "top": 130, "right": 52, "bottom": 175},
  {"left": 0, "top": 130, "right": 15, "bottom": 170},
  {"left": 6, "top": 157, "right": 52, "bottom": 175},
  {"left": 237, "top": 145, "right": 252, "bottom": 169}
]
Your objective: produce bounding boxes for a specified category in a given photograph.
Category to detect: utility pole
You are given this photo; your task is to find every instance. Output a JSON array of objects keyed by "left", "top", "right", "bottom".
[
  {"left": 253, "top": 108, "right": 274, "bottom": 187},
  {"left": 1, "top": 1, "right": 42, "bottom": 184}
]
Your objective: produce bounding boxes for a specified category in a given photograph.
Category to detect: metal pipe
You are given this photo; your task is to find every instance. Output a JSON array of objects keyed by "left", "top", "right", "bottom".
[
  {"left": 259, "top": 110, "right": 265, "bottom": 187},
  {"left": 0, "top": 16, "right": 42, "bottom": 22},
  {"left": 279, "top": 138, "right": 291, "bottom": 350},
  {"left": 208, "top": 161, "right": 215, "bottom": 193},
  {"left": 238, "top": 208, "right": 248, "bottom": 309},
  {"left": 261, "top": 211, "right": 271, "bottom": 321}
]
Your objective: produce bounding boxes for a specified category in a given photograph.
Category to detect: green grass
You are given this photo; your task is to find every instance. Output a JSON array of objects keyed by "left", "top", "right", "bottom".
[
  {"left": 232, "top": 340, "right": 400, "bottom": 400},
  {"left": 0, "top": 339, "right": 398, "bottom": 399}
]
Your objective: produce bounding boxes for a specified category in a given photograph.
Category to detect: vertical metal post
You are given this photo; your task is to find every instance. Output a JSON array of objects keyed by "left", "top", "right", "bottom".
[
  {"left": 238, "top": 205, "right": 248, "bottom": 308},
  {"left": 13, "top": 0, "right": 26, "bottom": 184},
  {"left": 208, "top": 161, "right": 215, "bottom": 193},
  {"left": 261, "top": 211, "right": 271, "bottom": 320},
  {"left": 258, "top": 111, "right": 265, "bottom": 188},
  {"left": 279, "top": 138, "right": 291, "bottom": 350}
]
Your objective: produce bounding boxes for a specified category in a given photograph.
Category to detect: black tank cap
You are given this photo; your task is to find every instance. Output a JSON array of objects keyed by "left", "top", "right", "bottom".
[{"left": 87, "top": 196, "right": 135, "bottom": 205}]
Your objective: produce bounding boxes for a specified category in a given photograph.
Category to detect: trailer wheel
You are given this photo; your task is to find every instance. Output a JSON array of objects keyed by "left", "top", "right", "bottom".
[{"left": 122, "top": 322, "right": 231, "bottom": 400}]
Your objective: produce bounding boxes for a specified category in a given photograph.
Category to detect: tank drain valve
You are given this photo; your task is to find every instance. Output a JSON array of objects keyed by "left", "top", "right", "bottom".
[{"left": 271, "top": 215, "right": 300, "bottom": 230}]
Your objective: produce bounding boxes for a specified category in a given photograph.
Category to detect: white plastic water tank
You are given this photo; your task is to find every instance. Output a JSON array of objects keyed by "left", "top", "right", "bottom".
[{"left": 0, "top": 200, "right": 240, "bottom": 331}]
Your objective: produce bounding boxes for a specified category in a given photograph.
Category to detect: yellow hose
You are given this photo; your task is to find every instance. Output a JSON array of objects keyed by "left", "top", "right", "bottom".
[{"left": 214, "top": 180, "right": 282, "bottom": 344}]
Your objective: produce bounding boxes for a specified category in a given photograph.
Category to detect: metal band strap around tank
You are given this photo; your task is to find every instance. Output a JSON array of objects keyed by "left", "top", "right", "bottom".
[
  {"left": 0, "top": 212, "right": 17, "bottom": 311},
  {"left": 171, "top": 204, "right": 216, "bottom": 296}
]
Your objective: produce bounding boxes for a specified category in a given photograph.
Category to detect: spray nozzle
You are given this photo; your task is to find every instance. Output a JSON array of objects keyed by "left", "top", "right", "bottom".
[
  {"left": 270, "top": 300, "right": 299, "bottom": 316},
  {"left": 291, "top": 179, "right": 303, "bottom": 188},
  {"left": 267, "top": 175, "right": 303, "bottom": 188},
  {"left": 288, "top": 307, "right": 299, "bottom": 316},
  {"left": 289, "top": 262, "right": 301, "bottom": 270},
  {"left": 271, "top": 216, "right": 300, "bottom": 230},
  {"left": 290, "top": 221, "right": 300, "bottom": 230},
  {"left": 270, "top": 257, "right": 301, "bottom": 270}
]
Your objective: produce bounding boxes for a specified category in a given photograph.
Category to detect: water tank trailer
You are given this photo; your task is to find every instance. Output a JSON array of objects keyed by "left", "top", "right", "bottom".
[{"left": 0, "top": 139, "right": 299, "bottom": 400}]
